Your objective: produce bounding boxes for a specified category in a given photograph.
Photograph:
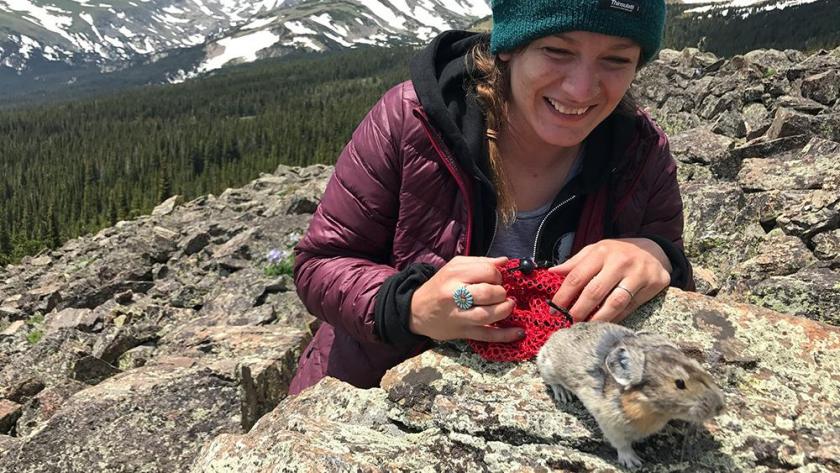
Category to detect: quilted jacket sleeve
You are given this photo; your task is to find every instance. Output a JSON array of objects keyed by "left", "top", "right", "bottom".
[
  {"left": 292, "top": 84, "right": 406, "bottom": 344},
  {"left": 635, "top": 131, "right": 696, "bottom": 290}
]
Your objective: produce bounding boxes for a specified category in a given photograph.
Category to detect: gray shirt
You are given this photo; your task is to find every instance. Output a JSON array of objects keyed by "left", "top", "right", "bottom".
[
  {"left": 486, "top": 200, "right": 553, "bottom": 259},
  {"left": 486, "top": 151, "right": 583, "bottom": 261}
]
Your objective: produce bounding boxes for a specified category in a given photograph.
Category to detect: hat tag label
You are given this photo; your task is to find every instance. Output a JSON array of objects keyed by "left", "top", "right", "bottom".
[{"left": 599, "top": 0, "right": 642, "bottom": 15}]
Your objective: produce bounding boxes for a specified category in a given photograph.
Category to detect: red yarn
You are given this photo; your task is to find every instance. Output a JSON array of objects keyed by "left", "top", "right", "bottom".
[{"left": 467, "top": 258, "right": 573, "bottom": 362}]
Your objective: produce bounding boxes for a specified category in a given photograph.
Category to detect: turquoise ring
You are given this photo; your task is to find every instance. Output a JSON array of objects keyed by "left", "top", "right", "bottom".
[{"left": 453, "top": 285, "right": 474, "bottom": 311}]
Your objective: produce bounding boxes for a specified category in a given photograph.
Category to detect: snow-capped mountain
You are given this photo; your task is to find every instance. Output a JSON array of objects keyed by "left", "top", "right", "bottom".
[
  {"left": 0, "top": 0, "right": 291, "bottom": 73},
  {"left": 180, "top": 0, "right": 490, "bottom": 80},
  {"left": 0, "top": 0, "right": 490, "bottom": 79},
  {"left": 677, "top": 0, "right": 822, "bottom": 14}
]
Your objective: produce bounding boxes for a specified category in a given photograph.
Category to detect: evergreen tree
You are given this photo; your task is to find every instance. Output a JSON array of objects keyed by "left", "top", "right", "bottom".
[
  {"left": 47, "top": 205, "right": 61, "bottom": 249},
  {"left": 156, "top": 169, "right": 173, "bottom": 204},
  {"left": 0, "top": 221, "right": 11, "bottom": 265}
]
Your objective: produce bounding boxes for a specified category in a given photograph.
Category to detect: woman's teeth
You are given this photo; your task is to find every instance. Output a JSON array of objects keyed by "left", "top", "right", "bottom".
[{"left": 547, "top": 98, "right": 590, "bottom": 115}]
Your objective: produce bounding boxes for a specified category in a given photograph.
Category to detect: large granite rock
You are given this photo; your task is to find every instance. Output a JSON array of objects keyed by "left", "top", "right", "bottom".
[
  {"left": 0, "top": 358, "right": 242, "bottom": 473},
  {"left": 191, "top": 290, "right": 839, "bottom": 472}
]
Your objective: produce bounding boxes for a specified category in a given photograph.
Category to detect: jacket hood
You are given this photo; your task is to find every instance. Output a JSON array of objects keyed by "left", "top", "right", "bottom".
[
  {"left": 410, "top": 30, "right": 498, "bottom": 254},
  {"left": 409, "top": 30, "right": 494, "bottom": 191}
]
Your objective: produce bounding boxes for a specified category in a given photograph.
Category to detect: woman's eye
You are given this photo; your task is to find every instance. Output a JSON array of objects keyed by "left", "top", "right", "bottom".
[
  {"left": 545, "top": 47, "right": 572, "bottom": 56},
  {"left": 605, "top": 57, "right": 632, "bottom": 65}
]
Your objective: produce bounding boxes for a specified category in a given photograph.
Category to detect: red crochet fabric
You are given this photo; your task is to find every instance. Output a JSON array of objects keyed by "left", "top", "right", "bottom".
[{"left": 468, "top": 258, "right": 573, "bottom": 362}]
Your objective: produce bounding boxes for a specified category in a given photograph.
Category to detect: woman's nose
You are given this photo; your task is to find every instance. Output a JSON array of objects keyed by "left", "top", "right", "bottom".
[{"left": 561, "top": 63, "right": 601, "bottom": 102}]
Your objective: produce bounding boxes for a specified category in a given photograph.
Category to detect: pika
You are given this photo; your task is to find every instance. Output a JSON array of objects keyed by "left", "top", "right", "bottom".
[{"left": 536, "top": 322, "right": 725, "bottom": 468}]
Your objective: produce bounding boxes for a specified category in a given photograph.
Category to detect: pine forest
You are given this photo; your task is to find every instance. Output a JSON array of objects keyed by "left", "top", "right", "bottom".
[{"left": 0, "top": 46, "right": 413, "bottom": 265}]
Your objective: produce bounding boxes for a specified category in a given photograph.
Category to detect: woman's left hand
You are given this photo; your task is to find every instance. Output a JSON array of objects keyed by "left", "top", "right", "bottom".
[{"left": 548, "top": 238, "right": 672, "bottom": 323}]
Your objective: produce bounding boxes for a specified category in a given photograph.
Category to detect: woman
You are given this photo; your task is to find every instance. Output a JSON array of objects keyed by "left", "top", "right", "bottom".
[{"left": 288, "top": 0, "right": 693, "bottom": 395}]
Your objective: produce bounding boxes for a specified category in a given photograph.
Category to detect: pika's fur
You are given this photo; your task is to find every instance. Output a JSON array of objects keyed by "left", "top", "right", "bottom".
[{"left": 536, "top": 322, "right": 724, "bottom": 468}]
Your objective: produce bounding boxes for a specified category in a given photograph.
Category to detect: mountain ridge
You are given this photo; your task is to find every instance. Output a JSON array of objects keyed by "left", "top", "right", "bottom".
[{"left": 2, "top": 0, "right": 839, "bottom": 105}]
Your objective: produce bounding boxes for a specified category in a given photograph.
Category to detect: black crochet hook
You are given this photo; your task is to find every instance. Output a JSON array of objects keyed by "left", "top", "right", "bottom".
[{"left": 546, "top": 300, "right": 574, "bottom": 324}]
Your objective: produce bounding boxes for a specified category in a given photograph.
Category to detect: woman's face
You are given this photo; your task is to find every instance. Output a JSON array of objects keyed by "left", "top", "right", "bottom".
[{"left": 499, "top": 31, "right": 641, "bottom": 149}]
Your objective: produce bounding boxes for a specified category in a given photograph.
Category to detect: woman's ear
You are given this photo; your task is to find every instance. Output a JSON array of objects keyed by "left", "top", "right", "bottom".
[{"left": 498, "top": 51, "right": 512, "bottom": 62}]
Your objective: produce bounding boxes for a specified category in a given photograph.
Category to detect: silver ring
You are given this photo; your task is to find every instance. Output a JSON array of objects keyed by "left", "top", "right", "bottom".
[
  {"left": 453, "top": 285, "right": 474, "bottom": 311},
  {"left": 614, "top": 284, "right": 635, "bottom": 299}
]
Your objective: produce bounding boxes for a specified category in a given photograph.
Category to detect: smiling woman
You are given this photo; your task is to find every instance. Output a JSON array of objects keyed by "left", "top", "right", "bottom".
[{"left": 288, "top": 0, "right": 695, "bottom": 397}]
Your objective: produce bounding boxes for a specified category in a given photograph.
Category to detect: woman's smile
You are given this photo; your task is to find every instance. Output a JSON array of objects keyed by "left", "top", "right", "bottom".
[{"left": 545, "top": 97, "right": 594, "bottom": 122}]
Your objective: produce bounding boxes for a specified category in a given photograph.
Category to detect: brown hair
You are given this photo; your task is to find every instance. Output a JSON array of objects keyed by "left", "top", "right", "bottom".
[
  {"left": 468, "top": 37, "right": 517, "bottom": 226},
  {"left": 467, "top": 36, "right": 640, "bottom": 227}
]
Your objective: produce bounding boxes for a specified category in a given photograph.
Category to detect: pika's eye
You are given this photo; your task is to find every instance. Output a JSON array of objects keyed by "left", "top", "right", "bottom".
[{"left": 675, "top": 379, "right": 687, "bottom": 390}]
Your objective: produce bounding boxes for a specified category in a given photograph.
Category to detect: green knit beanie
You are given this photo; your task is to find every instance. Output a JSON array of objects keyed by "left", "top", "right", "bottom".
[{"left": 490, "top": 0, "right": 666, "bottom": 64}]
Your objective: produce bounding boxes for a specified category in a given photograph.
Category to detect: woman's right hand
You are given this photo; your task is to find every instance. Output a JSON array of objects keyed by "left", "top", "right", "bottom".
[{"left": 409, "top": 256, "right": 522, "bottom": 342}]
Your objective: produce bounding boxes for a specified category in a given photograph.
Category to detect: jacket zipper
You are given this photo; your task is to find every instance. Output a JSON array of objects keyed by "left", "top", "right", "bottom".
[
  {"left": 413, "top": 109, "right": 474, "bottom": 256},
  {"left": 532, "top": 194, "right": 578, "bottom": 259}
]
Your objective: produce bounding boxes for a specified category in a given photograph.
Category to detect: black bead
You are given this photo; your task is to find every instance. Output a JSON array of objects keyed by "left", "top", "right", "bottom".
[{"left": 519, "top": 257, "right": 536, "bottom": 275}]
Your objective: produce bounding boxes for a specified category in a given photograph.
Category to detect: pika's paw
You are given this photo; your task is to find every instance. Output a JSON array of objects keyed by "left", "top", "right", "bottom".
[
  {"left": 617, "top": 448, "right": 642, "bottom": 469},
  {"left": 549, "top": 384, "right": 574, "bottom": 404}
]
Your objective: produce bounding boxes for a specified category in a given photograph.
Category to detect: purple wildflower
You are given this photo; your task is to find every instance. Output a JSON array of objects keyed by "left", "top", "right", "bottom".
[{"left": 267, "top": 248, "right": 286, "bottom": 264}]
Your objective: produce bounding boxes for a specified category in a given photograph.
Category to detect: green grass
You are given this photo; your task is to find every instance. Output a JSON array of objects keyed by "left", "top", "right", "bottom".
[
  {"left": 25, "top": 312, "right": 45, "bottom": 344},
  {"left": 263, "top": 254, "right": 295, "bottom": 278}
]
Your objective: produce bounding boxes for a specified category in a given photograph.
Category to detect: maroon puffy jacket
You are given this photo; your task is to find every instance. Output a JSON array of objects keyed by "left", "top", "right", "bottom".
[{"left": 287, "top": 79, "right": 690, "bottom": 395}]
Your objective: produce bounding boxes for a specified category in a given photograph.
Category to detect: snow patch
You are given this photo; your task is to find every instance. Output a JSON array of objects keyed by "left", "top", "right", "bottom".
[
  {"left": 190, "top": 0, "right": 214, "bottom": 16},
  {"left": 285, "top": 36, "right": 323, "bottom": 51},
  {"left": 284, "top": 20, "right": 317, "bottom": 35},
  {"left": 17, "top": 34, "right": 39, "bottom": 58},
  {"left": 1, "top": 0, "right": 75, "bottom": 43},
  {"left": 415, "top": 26, "right": 435, "bottom": 41},
  {"left": 199, "top": 29, "right": 279, "bottom": 72},
  {"left": 309, "top": 13, "right": 349, "bottom": 37},
  {"left": 323, "top": 31, "right": 353, "bottom": 47},
  {"left": 411, "top": 3, "right": 451, "bottom": 32},
  {"left": 684, "top": 0, "right": 821, "bottom": 13},
  {"left": 357, "top": 0, "right": 406, "bottom": 29},
  {"left": 443, "top": 0, "right": 492, "bottom": 17},
  {"left": 243, "top": 16, "right": 277, "bottom": 30},
  {"left": 162, "top": 5, "right": 185, "bottom": 14},
  {"left": 118, "top": 25, "right": 135, "bottom": 38}
]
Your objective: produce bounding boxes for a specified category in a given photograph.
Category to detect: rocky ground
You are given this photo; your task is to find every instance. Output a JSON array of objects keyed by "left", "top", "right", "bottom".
[
  {"left": 635, "top": 46, "right": 840, "bottom": 325},
  {"left": 0, "top": 46, "right": 839, "bottom": 472}
]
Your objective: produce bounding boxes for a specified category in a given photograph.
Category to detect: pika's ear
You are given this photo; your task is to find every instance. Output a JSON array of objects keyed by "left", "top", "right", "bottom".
[{"left": 605, "top": 345, "right": 645, "bottom": 387}]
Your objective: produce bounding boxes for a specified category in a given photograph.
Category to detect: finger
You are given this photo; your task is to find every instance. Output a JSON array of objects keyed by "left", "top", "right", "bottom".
[
  {"left": 452, "top": 255, "right": 509, "bottom": 266},
  {"left": 549, "top": 246, "right": 591, "bottom": 275},
  {"left": 588, "top": 283, "right": 636, "bottom": 322},
  {"left": 613, "top": 282, "right": 667, "bottom": 323},
  {"left": 613, "top": 300, "right": 641, "bottom": 323},
  {"left": 567, "top": 273, "right": 623, "bottom": 322},
  {"left": 460, "top": 283, "right": 508, "bottom": 307},
  {"left": 464, "top": 325, "right": 524, "bottom": 343},
  {"left": 551, "top": 259, "right": 602, "bottom": 314},
  {"left": 459, "top": 298, "right": 514, "bottom": 325},
  {"left": 453, "top": 260, "right": 507, "bottom": 285}
]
